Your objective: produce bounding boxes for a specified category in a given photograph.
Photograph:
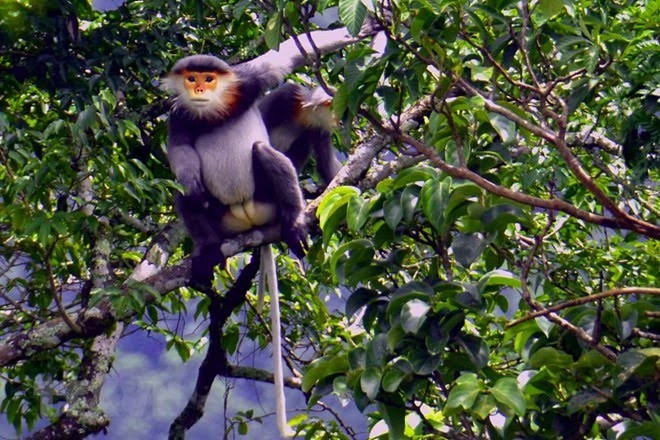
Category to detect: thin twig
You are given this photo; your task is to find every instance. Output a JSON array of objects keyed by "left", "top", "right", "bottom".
[{"left": 507, "top": 287, "right": 660, "bottom": 327}]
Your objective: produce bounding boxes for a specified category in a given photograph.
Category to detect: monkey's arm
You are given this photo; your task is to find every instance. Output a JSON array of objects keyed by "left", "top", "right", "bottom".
[
  {"left": 167, "top": 118, "right": 205, "bottom": 197},
  {"left": 258, "top": 83, "right": 301, "bottom": 131}
]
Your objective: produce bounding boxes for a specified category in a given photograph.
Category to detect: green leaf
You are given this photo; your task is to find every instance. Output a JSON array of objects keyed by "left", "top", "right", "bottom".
[
  {"left": 473, "top": 394, "right": 497, "bottom": 420},
  {"left": 481, "top": 204, "right": 528, "bottom": 231},
  {"left": 387, "top": 323, "right": 406, "bottom": 351},
  {"left": 302, "top": 355, "right": 349, "bottom": 392},
  {"left": 538, "top": 0, "right": 564, "bottom": 19},
  {"left": 346, "top": 287, "right": 379, "bottom": 318},
  {"left": 333, "top": 376, "right": 349, "bottom": 395},
  {"left": 491, "top": 377, "right": 526, "bottom": 417},
  {"left": 222, "top": 323, "right": 239, "bottom": 355},
  {"left": 446, "top": 373, "right": 481, "bottom": 411},
  {"left": 401, "top": 186, "right": 420, "bottom": 222},
  {"left": 317, "top": 187, "right": 360, "bottom": 244},
  {"left": 567, "top": 390, "right": 607, "bottom": 414},
  {"left": 617, "top": 422, "right": 660, "bottom": 440},
  {"left": 360, "top": 366, "right": 381, "bottom": 400},
  {"left": 378, "top": 400, "right": 406, "bottom": 440},
  {"left": 529, "top": 347, "right": 573, "bottom": 369},
  {"left": 75, "top": 105, "right": 97, "bottom": 132},
  {"left": 264, "top": 12, "right": 283, "bottom": 49},
  {"left": 330, "top": 239, "right": 374, "bottom": 283},
  {"left": 488, "top": 113, "right": 516, "bottom": 144},
  {"left": 452, "top": 233, "right": 489, "bottom": 268},
  {"left": 317, "top": 186, "right": 360, "bottom": 228},
  {"left": 348, "top": 347, "right": 366, "bottom": 370},
  {"left": 347, "top": 195, "right": 371, "bottom": 231},
  {"left": 386, "top": 281, "right": 434, "bottom": 323},
  {"left": 352, "top": 380, "right": 370, "bottom": 412},
  {"left": 339, "top": 0, "right": 367, "bottom": 36},
  {"left": 445, "top": 181, "right": 483, "bottom": 217},
  {"left": 617, "top": 348, "right": 660, "bottom": 381},
  {"left": 383, "top": 193, "right": 404, "bottom": 230},
  {"left": 390, "top": 166, "right": 437, "bottom": 189},
  {"left": 421, "top": 177, "right": 451, "bottom": 234},
  {"left": 400, "top": 299, "right": 430, "bottom": 335},
  {"left": 408, "top": 348, "right": 442, "bottom": 375},
  {"left": 382, "top": 366, "right": 407, "bottom": 392},
  {"left": 458, "top": 335, "right": 490, "bottom": 369},
  {"left": 477, "top": 269, "right": 522, "bottom": 292},
  {"left": 366, "top": 333, "right": 390, "bottom": 367}
]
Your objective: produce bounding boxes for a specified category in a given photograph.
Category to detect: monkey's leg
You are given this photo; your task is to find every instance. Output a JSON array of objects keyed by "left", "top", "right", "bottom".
[
  {"left": 285, "top": 135, "right": 313, "bottom": 172},
  {"left": 176, "top": 194, "right": 227, "bottom": 289},
  {"left": 252, "top": 141, "right": 308, "bottom": 257},
  {"left": 310, "top": 129, "right": 342, "bottom": 185}
]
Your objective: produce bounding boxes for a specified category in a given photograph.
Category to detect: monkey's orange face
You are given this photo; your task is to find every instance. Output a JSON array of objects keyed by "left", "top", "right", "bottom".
[
  {"left": 182, "top": 70, "right": 220, "bottom": 102},
  {"left": 162, "top": 68, "right": 239, "bottom": 119}
]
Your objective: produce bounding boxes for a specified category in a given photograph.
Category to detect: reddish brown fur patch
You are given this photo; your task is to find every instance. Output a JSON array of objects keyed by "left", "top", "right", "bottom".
[
  {"left": 218, "top": 71, "right": 241, "bottom": 116},
  {"left": 292, "top": 91, "right": 305, "bottom": 123}
]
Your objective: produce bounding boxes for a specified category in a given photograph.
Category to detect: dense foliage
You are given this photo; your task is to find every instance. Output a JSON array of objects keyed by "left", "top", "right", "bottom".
[{"left": 0, "top": 0, "right": 658, "bottom": 439}]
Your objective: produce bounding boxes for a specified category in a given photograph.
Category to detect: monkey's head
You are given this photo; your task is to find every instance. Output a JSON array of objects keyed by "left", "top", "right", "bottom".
[
  {"left": 162, "top": 55, "right": 239, "bottom": 120},
  {"left": 297, "top": 86, "right": 336, "bottom": 130}
]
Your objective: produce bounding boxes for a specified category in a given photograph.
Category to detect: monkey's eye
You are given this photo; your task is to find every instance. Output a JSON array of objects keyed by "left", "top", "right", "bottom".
[
  {"left": 205, "top": 76, "right": 215, "bottom": 83},
  {"left": 186, "top": 76, "right": 196, "bottom": 82}
]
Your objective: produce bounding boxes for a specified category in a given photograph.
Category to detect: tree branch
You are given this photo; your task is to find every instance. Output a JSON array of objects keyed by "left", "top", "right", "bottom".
[
  {"left": 362, "top": 109, "right": 660, "bottom": 238},
  {"left": 518, "top": 218, "right": 618, "bottom": 362},
  {"left": 507, "top": 287, "right": 660, "bottom": 327},
  {"left": 169, "top": 252, "right": 261, "bottom": 439},
  {"left": 453, "top": 78, "right": 659, "bottom": 238}
]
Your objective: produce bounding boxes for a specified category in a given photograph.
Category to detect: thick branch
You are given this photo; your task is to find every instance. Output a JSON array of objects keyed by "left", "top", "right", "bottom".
[
  {"left": 567, "top": 130, "right": 622, "bottom": 156},
  {"left": 307, "top": 96, "right": 433, "bottom": 214},
  {"left": 25, "top": 413, "right": 110, "bottom": 440},
  {"left": 227, "top": 365, "right": 302, "bottom": 388},
  {"left": 0, "top": 222, "right": 187, "bottom": 368},
  {"left": 169, "top": 252, "right": 261, "bottom": 439},
  {"left": 0, "top": 303, "right": 116, "bottom": 368},
  {"left": 244, "top": 20, "right": 380, "bottom": 90},
  {"left": 27, "top": 324, "right": 123, "bottom": 440}
]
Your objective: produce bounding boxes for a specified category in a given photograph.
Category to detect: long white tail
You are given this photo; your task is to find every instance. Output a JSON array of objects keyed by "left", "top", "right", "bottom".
[{"left": 261, "top": 244, "right": 294, "bottom": 437}]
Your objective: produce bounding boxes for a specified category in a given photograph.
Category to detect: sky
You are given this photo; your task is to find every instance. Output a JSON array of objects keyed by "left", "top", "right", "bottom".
[{"left": 92, "top": 0, "right": 125, "bottom": 12}]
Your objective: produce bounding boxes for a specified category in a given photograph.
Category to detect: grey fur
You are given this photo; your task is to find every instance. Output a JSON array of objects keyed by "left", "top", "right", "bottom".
[
  {"left": 164, "top": 55, "right": 307, "bottom": 287},
  {"left": 259, "top": 82, "right": 342, "bottom": 185}
]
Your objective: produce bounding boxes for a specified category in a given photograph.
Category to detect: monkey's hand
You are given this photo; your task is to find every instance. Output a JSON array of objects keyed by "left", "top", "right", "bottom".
[
  {"left": 177, "top": 169, "right": 206, "bottom": 198},
  {"left": 177, "top": 189, "right": 211, "bottom": 214},
  {"left": 281, "top": 215, "right": 309, "bottom": 259}
]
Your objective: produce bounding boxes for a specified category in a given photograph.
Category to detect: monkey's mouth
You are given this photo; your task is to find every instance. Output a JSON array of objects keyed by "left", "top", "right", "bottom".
[{"left": 189, "top": 99, "right": 211, "bottom": 107}]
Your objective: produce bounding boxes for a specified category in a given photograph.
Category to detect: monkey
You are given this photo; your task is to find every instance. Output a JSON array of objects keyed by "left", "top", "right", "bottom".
[
  {"left": 259, "top": 82, "right": 342, "bottom": 186},
  {"left": 160, "top": 21, "right": 380, "bottom": 436},
  {"left": 162, "top": 54, "right": 306, "bottom": 437},
  {"left": 162, "top": 55, "right": 307, "bottom": 285}
]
